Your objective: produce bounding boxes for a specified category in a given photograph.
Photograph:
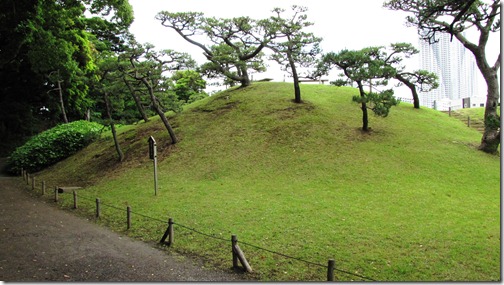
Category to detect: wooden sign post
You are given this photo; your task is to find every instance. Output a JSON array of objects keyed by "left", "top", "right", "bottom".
[{"left": 148, "top": 136, "right": 158, "bottom": 196}]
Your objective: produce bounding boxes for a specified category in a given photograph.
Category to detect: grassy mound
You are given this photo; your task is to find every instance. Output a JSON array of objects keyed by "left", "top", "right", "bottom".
[{"left": 35, "top": 82, "right": 500, "bottom": 281}]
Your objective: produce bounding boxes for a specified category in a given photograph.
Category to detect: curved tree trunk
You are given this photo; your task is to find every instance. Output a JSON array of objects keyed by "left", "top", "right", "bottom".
[
  {"left": 357, "top": 82, "right": 369, "bottom": 132},
  {"left": 453, "top": 28, "right": 500, "bottom": 154},
  {"left": 396, "top": 74, "right": 420, "bottom": 109},
  {"left": 288, "top": 52, "right": 302, "bottom": 103},
  {"left": 124, "top": 78, "right": 149, "bottom": 123},
  {"left": 239, "top": 66, "right": 251, "bottom": 88},
  {"left": 141, "top": 78, "right": 178, "bottom": 144},
  {"left": 470, "top": 52, "right": 500, "bottom": 154},
  {"left": 478, "top": 67, "right": 500, "bottom": 154},
  {"left": 57, "top": 79, "right": 69, "bottom": 123},
  {"left": 104, "top": 92, "right": 124, "bottom": 162}
]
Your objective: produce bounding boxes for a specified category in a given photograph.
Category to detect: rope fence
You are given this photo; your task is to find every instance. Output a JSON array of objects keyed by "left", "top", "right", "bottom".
[{"left": 20, "top": 170, "right": 377, "bottom": 282}]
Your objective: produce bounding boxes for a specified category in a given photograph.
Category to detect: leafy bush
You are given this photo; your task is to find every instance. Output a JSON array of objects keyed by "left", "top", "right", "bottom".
[{"left": 6, "top": 120, "right": 103, "bottom": 174}]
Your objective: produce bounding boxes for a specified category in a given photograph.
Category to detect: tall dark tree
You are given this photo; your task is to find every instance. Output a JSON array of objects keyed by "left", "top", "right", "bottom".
[
  {"left": 267, "top": 5, "right": 322, "bottom": 103},
  {"left": 0, "top": 0, "right": 134, "bottom": 154},
  {"left": 384, "top": 0, "right": 501, "bottom": 153}
]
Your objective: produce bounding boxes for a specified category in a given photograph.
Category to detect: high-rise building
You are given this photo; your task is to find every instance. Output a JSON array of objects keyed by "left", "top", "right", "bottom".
[{"left": 418, "top": 32, "right": 483, "bottom": 110}]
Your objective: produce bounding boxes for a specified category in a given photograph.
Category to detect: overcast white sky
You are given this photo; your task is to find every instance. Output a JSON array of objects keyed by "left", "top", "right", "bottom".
[{"left": 127, "top": 0, "right": 499, "bottom": 95}]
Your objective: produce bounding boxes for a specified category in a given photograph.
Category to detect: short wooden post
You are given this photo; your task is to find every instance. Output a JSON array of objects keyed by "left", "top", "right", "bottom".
[
  {"left": 26, "top": 173, "right": 30, "bottom": 185},
  {"left": 148, "top": 136, "right": 158, "bottom": 196},
  {"left": 467, "top": 116, "right": 471, "bottom": 127},
  {"left": 231, "top": 234, "right": 253, "bottom": 273},
  {"left": 73, "top": 190, "right": 77, "bottom": 209},
  {"left": 41, "top": 181, "right": 46, "bottom": 195},
  {"left": 31, "top": 176, "right": 35, "bottom": 190},
  {"left": 95, "top": 198, "right": 100, "bottom": 218},
  {"left": 448, "top": 107, "right": 452, "bottom": 117},
  {"left": 231, "top": 235, "right": 239, "bottom": 268},
  {"left": 20, "top": 168, "right": 24, "bottom": 177},
  {"left": 126, "top": 206, "right": 131, "bottom": 230},
  {"left": 168, "top": 218, "right": 174, "bottom": 246},
  {"left": 160, "top": 217, "right": 173, "bottom": 246},
  {"left": 54, "top": 186, "right": 59, "bottom": 202},
  {"left": 327, "top": 259, "right": 335, "bottom": 281}
]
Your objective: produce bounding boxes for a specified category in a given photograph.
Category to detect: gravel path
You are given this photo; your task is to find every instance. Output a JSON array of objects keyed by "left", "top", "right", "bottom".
[{"left": 0, "top": 163, "right": 247, "bottom": 281}]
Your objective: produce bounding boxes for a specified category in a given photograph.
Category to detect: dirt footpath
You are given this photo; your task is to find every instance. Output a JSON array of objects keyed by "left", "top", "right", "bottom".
[{"left": 0, "top": 173, "right": 247, "bottom": 281}]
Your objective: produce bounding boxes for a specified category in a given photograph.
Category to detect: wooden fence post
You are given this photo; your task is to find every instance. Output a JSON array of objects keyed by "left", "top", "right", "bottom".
[
  {"left": 96, "top": 198, "right": 100, "bottom": 218},
  {"left": 20, "top": 168, "right": 24, "bottom": 178},
  {"left": 448, "top": 107, "right": 452, "bottom": 117},
  {"left": 231, "top": 235, "right": 239, "bottom": 268},
  {"left": 231, "top": 234, "right": 253, "bottom": 273},
  {"left": 327, "top": 259, "right": 335, "bottom": 281},
  {"left": 26, "top": 173, "right": 30, "bottom": 185},
  {"left": 168, "top": 218, "right": 174, "bottom": 246},
  {"left": 54, "top": 186, "right": 59, "bottom": 202},
  {"left": 41, "top": 181, "right": 46, "bottom": 195},
  {"left": 31, "top": 176, "right": 35, "bottom": 190},
  {"left": 160, "top": 217, "right": 174, "bottom": 246},
  {"left": 73, "top": 191, "right": 77, "bottom": 209},
  {"left": 467, "top": 116, "right": 471, "bottom": 127},
  {"left": 126, "top": 206, "right": 131, "bottom": 230}
]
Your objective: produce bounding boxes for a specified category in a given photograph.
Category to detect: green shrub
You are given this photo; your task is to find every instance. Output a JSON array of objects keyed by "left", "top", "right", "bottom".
[{"left": 6, "top": 120, "right": 103, "bottom": 174}]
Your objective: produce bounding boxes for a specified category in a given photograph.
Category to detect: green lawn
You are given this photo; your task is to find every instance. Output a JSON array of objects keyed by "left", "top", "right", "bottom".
[
  {"left": 456, "top": 106, "right": 500, "bottom": 119},
  {"left": 35, "top": 82, "right": 500, "bottom": 281}
]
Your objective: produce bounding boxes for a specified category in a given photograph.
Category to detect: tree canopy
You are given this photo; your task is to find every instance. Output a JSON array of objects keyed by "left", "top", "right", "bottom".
[
  {"left": 374, "top": 43, "right": 439, "bottom": 109},
  {"left": 319, "top": 47, "right": 399, "bottom": 132},
  {"left": 267, "top": 5, "right": 322, "bottom": 103},
  {"left": 0, "top": 0, "right": 134, "bottom": 155},
  {"left": 156, "top": 12, "right": 274, "bottom": 88}
]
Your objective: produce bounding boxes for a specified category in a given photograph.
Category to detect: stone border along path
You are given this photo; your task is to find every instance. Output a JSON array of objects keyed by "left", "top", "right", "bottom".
[{"left": 0, "top": 159, "right": 249, "bottom": 282}]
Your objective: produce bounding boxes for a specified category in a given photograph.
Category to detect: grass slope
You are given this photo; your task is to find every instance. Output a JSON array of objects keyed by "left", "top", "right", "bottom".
[{"left": 36, "top": 82, "right": 500, "bottom": 281}]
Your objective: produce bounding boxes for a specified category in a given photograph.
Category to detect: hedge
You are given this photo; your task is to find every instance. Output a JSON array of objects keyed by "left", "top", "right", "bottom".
[{"left": 6, "top": 120, "right": 103, "bottom": 174}]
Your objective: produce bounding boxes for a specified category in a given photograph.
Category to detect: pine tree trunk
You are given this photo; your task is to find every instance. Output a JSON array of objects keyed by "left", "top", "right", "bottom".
[
  {"left": 362, "top": 103, "right": 369, "bottom": 131},
  {"left": 57, "top": 80, "right": 68, "bottom": 123},
  {"left": 289, "top": 53, "right": 302, "bottom": 103},
  {"left": 104, "top": 92, "right": 124, "bottom": 162},
  {"left": 478, "top": 68, "right": 500, "bottom": 154},
  {"left": 124, "top": 78, "right": 149, "bottom": 122},
  {"left": 357, "top": 82, "right": 369, "bottom": 132},
  {"left": 454, "top": 31, "right": 500, "bottom": 154},
  {"left": 396, "top": 74, "right": 420, "bottom": 109},
  {"left": 142, "top": 78, "right": 178, "bottom": 144},
  {"left": 239, "top": 67, "right": 251, "bottom": 88}
]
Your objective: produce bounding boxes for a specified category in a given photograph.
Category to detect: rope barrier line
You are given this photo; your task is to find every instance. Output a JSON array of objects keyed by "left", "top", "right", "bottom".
[
  {"left": 76, "top": 193, "right": 167, "bottom": 223},
  {"left": 67, "top": 191, "right": 377, "bottom": 281},
  {"left": 129, "top": 210, "right": 167, "bottom": 224},
  {"left": 333, "top": 268, "right": 377, "bottom": 282},
  {"left": 174, "top": 223, "right": 377, "bottom": 281},
  {"left": 98, "top": 201, "right": 124, "bottom": 212},
  {"left": 74, "top": 193, "right": 95, "bottom": 202},
  {"left": 173, "top": 222, "right": 229, "bottom": 243},
  {"left": 238, "top": 240, "right": 326, "bottom": 268}
]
